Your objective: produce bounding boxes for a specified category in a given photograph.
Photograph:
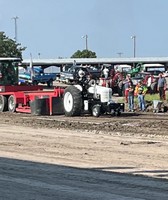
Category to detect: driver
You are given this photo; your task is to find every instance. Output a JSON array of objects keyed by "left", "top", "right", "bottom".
[{"left": 78, "top": 68, "right": 85, "bottom": 78}]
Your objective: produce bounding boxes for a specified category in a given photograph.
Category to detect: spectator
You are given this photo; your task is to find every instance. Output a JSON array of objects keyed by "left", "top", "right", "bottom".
[
  {"left": 134, "top": 81, "right": 148, "bottom": 111},
  {"left": 123, "top": 74, "right": 132, "bottom": 103},
  {"left": 103, "top": 67, "right": 109, "bottom": 79},
  {"left": 110, "top": 67, "right": 115, "bottom": 78},
  {"left": 128, "top": 81, "right": 134, "bottom": 112},
  {"left": 99, "top": 75, "right": 107, "bottom": 87},
  {"left": 157, "top": 73, "right": 167, "bottom": 100},
  {"left": 147, "top": 75, "right": 152, "bottom": 93}
]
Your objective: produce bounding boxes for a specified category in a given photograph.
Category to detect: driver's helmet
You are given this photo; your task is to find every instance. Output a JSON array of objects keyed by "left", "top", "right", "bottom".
[{"left": 78, "top": 68, "right": 85, "bottom": 78}]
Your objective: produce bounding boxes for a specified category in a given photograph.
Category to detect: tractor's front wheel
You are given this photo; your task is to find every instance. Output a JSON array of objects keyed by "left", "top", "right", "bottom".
[{"left": 92, "top": 104, "right": 101, "bottom": 117}]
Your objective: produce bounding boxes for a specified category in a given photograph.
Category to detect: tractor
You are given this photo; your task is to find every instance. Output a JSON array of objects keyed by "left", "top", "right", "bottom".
[
  {"left": 127, "top": 63, "right": 144, "bottom": 77},
  {"left": 63, "top": 69, "right": 124, "bottom": 117}
]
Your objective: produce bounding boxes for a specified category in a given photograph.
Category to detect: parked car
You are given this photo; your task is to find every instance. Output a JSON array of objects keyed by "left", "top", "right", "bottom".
[
  {"left": 131, "top": 72, "right": 151, "bottom": 86},
  {"left": 131, "top": 72, "right": 159, "bottom": 94},
  {"left": 147, "top": 70, "right": 162, "bottom": 77},
  {"left": 163, "top": 71, "right": 168, "bottom": 77}
]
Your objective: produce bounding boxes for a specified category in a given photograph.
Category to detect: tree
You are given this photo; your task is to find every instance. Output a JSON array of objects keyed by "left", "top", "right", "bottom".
[
  {"left": 71, "top": 49, "right": 97, "bottom": 58},
  {"left": 0, "top": 32, "right": 26, "bottom": 58}
]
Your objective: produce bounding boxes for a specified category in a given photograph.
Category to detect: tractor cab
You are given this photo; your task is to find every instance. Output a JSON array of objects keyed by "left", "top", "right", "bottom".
[{"left": 0, "top": 57, "right": 21, "bottom": 85}]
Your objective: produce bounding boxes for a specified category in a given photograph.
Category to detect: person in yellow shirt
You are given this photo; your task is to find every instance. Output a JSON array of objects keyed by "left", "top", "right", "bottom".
[{"left": 134, "top": 81, "right": 148, "bottom": 111}]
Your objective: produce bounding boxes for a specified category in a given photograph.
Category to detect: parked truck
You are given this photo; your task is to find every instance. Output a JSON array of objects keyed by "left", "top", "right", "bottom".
[
  {"left": 60, "top": 65, "right": 101, "bottom": 84},
  {"left": 19, "top": 67, "right": 57, "bottom": 87}
]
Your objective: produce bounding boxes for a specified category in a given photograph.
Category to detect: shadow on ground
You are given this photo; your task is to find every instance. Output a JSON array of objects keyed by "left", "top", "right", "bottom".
[{"left": 0, "top": 157, "right": 168, "bottom": 200}]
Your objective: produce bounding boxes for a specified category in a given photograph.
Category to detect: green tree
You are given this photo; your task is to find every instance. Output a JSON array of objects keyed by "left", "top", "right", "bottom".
[
  {"left": 0, "top": 31, "right": 26, "bottom": 58},
  {"left": 71, "top": 49, "right": 97, "bottom": 58}
]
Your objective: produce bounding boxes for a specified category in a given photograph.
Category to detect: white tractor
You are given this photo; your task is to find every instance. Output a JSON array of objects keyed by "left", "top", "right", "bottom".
[{"left": 63, "top": 69, "right": 124, "bottom": 117}]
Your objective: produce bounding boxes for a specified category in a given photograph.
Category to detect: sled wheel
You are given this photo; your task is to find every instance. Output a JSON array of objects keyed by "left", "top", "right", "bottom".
[
  {"left": 63, "top": 85, "right": 82, "bottom": 116},
  {"left": 92, "top": 104, "right": 101, "bottom": 117},
  {"left": 8, "top": 95, "right": 16, "bottom": 112},
  {"left": 0, "top": 95, "right": 8, "bottom": 112}
]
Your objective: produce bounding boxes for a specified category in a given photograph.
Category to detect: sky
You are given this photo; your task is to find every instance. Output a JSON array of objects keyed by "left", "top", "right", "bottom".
[{"left": 0, "top": 0, "right": 168, "bottom": 59}]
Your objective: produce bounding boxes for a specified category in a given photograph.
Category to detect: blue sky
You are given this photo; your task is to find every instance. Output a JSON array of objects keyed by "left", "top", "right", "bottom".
[{"left": 0, "top": 0, "right": 168, "bottom": 59}]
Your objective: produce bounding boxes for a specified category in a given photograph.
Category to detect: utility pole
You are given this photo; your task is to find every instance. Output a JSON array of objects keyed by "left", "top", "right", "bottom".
[
  {"left": 117, "top": 52, "right": 123, "bottom": 57},
  {"left": 131, "top": 35, "right": 136, "bottom": 57},
  {"left": 12, "top": 16, "right": 19, "bottom": 42},
  {"left": 82, "top": 34, "right": 88, "bottom": 50},
  {"left": 38, "top": 53, "right": 41, "bottom": 59}
]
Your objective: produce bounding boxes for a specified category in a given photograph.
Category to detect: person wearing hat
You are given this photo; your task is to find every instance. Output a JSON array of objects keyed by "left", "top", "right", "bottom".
[
  {"left": 123, "top": 74, "right": 133, "bottom": 103},
  {"left": 134, "top": 80, "right": 148, "bottom": 111},
  {"left": 157, "top": 73, "right": 167, "bottom": 100}
]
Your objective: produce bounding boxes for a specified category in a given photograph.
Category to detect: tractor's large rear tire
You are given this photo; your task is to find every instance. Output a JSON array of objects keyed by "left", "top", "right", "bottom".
[
  {"left": 0, "top": 95, "right": 8, "bottom": 112},
  {"left": 63, "top": 85, "right": 82, "bottom": 116},
  {"left": 8, "top": 95, "right": 16, "bottom": 112}
]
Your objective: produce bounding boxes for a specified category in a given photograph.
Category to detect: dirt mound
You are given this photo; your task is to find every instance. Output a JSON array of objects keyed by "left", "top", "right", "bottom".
[{"left": 1, "top": 112, "right": 168, "bottom": 137}]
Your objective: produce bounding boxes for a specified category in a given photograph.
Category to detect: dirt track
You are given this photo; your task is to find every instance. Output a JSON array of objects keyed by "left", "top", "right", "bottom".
[{"left": 0, "top": 112, "right": 168, "bottom": 199}]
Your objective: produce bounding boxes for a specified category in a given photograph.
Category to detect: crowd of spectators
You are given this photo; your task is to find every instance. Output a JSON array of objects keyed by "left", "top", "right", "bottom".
[{"left": 98, "top": 65, "right": 167, "bottom": 112}]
